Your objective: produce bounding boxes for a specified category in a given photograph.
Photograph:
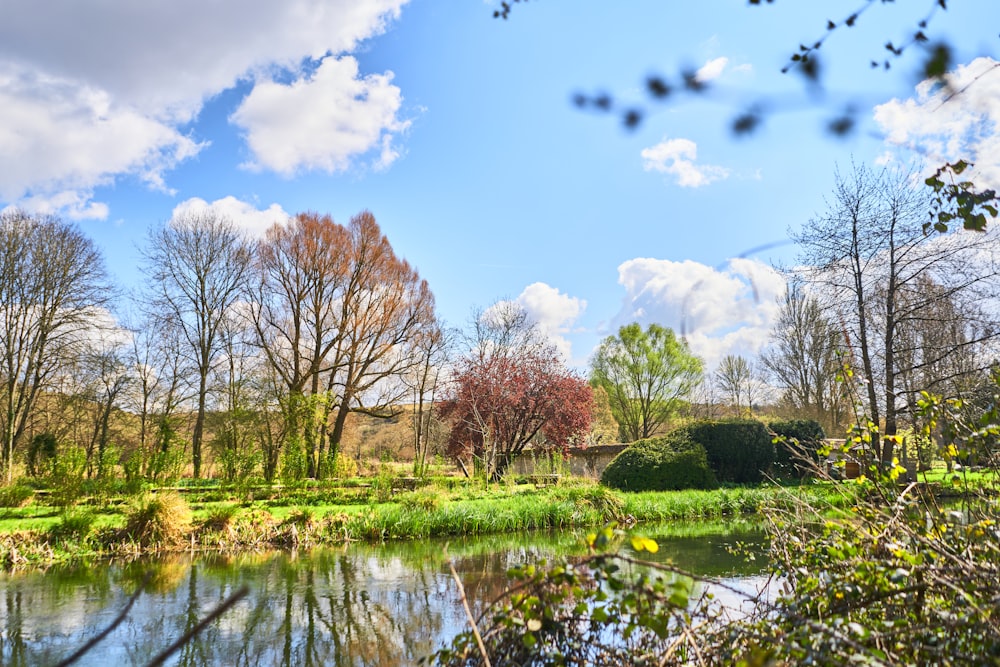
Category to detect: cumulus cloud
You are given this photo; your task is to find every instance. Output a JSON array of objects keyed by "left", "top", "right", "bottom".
[
  {"left": 874, "top": 57, "right": 1000, "bottom": 189},
  {"left": 0, "top": 63, "right": 201, "bottom": 219},
  {"left": 695, "top": 57, "right": 729, "bottom": 82},
  {"left": 171, "top": 196, "right": 289, "bottom": 238},
  {"left": 231, "top": 56, "right": 409, "bottom": 176},
  {"left": 0, "top": 0, "right": 409, "bottom": 217},
  {"left": 487, "top": 283, "right": 587, "bottom": 362},
  {"left": 640, "top": 138, "right": 731, "bottom": 187},
  {"left": 611, "top": 257, "right": 785, "bottom": 370}
]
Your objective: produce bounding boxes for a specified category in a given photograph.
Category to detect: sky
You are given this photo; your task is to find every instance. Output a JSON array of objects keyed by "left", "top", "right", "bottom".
[{"left": 1, "top": 0, "right": 998, "bottom": 373}]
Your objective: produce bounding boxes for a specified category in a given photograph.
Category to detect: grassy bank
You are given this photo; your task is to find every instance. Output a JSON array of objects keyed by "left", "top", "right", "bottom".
[{"left": 0, "top": 478, "right": 857, "bottom": 570}]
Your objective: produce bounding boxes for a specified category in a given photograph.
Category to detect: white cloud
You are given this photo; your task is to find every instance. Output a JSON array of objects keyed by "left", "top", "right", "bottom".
[
  {"left": 0, "top": 1, "right": 409, "bottom": 218},
  {"left": 171, "top": 196, "right": 289, "bottom": 238},
  {"left": 611, "top": 257, "right": 785, "bottom": 370},
  {"left": 488, "top": 283, "right": 587, "bottom": 363},
  {"left": 695, "top": 57, "right": 728, "bottom": 82},
  {"left": 641, "top": 138, "right": 730, "bottom": 187},
  {"left": 874, "top": 57, "right": 1000, "bottom": 189},
  {"left": 231, "top": 56, "right": 409, "bottom": 176},
  {"left": 514, "top": 282, "right": 587, "bottom": 362},
  {"left": 0, "top": 63, "right": 201, "bottom": 218}
]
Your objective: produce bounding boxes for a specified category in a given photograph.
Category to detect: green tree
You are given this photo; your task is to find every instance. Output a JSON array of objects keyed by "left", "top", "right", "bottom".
[{"left": 590, "top": 323, "right": 703, "bottom": 443}]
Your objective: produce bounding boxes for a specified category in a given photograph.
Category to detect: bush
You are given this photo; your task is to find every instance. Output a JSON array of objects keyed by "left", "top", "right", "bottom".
[
  {"left": 0, "top": 481, "right": 34, "bottom": 508},
  {"left": 681, "top": 419, "right": 774, "bottom": 484},
  {"left": 601, "top": 433, "right": 717, "bottom": 492},
  {"left": 400, "top": 487, "right": 447, "bottom": 512},
  {"left": 329, "top": 452, "right": 358, "bottom": 479},
  {"left": 123, "top": 492, "right": 193, "bottom": 547},
  {"left": 26, "top": 433, "right": 57, "bottom": 477},
  {"left": 49, "top": 510, "right": 97, "bottom": 542},
  {"left": 769, "top": 419, "right": 825, "bottom": 478}
]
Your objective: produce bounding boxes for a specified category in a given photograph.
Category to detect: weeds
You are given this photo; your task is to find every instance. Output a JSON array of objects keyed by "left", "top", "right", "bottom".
[{"left": 123, "top": 492, "right": 193, "bottom": 547}]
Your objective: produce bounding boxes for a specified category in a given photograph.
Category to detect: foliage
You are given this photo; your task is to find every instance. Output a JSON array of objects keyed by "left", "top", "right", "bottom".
[
  {"left": 123, "top": 492, "right": 193, "bottom": 547},
  {"left": 587, "top": 384, "right": 620, "bottom": 444},
  {"left": 400, "top": 487, "right": 447, "bottom": 512},
  {"left": 329, "top": 452, "right": 359, "bottom": 479},
  {"left": 681, "top": 419, "right": 775, "bottom": 484},
  {"left": 26, "top": 432, "right": 58, "bottom": 477},
  {"left": 0, "top": 481, "right": 34, "bottom": 508},
  {"left": 441, "top": 302, "right": 593, "bottom": 481},
  {"left": 925, "top": 159, "right": 999, "bottom": 233},
  {"left": 48, "top": 509, "right": 97, "bottom": 543},
  {"left": 601, "top": 432, "right": 717, "bottom": 492},
  {"left": 425, "top": 524, "right": 706, "bottom": 666},
  {"left": 769, "top": 418, "right": 825, "bottom": 478},
  {"left": 430, "top": 375, "right": 1000, "bottom": 667},
  {"left": 47, "top": 445, "right": 88, "bottom": 507},
  {"left": 590, "top": 323, "right": 703, "bottom": 443}
]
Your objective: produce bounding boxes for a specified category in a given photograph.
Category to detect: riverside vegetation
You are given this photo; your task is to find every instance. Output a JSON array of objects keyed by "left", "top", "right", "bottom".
[{"left": 0, "top": 466, "right": 851, "bottom": 570}]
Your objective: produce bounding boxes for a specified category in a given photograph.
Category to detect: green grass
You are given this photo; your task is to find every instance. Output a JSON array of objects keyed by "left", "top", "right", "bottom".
[{"left": 0, "top": 474, "right": 925, "bottom": 569}]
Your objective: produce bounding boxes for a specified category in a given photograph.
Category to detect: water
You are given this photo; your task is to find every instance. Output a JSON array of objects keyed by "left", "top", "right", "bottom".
[{"left": 0, "top": 522, "right": 766, "bottom": 666}]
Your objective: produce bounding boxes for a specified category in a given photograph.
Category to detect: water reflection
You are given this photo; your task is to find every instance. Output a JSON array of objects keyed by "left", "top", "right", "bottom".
[{"left": 0, "top": 522, "right": 765, "bottom": 666}]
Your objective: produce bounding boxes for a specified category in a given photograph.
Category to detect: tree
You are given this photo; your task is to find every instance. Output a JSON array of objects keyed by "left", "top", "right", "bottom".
[
  {"left": 252, "top": 210, "right": 438, "bottom": 478},
  {"left": 794, "top": 163, "right": 1000, "bottom": 466},
  {"left": 440, "top": 302, "right": 592, "bottom": 482},
  {"left": 322, "top": 212, "right": 438, "bottom": 470},
  {"left": 0, "top": 210, "right": 110, "bottom": 482},
  {"left": 714, "top": 354, "right": 765, "bottom": 417},
  {"left": 251, "top": 212, "right": 351, "bottom": 478},
  {"left": 587, "top": 384, "right": 620, "bottom": 445},
  {"left": 143, "top": 212, "right": 253, "bottom": 478},
  {"left": 78, "top": 337, "right": 132, "bottom": 478},
  {"left": 761, "top": 284, "right": 847, "bottom": 433},
  {"left": 407, "top": 322, "right": 450, "bottom": 477},
  {"left": 590, "top": 323, "right": 703, "bottom": 443}
]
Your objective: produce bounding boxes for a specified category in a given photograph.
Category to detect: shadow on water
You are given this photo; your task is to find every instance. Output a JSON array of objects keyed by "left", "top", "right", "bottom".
[{"left": 0, "top": 519, "right": 766, "bottom": 666}]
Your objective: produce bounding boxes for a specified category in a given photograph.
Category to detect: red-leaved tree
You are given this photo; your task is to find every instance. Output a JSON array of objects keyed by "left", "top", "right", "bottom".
[{"left": 440, "top": 302, "right": 592, "bottom": 481}]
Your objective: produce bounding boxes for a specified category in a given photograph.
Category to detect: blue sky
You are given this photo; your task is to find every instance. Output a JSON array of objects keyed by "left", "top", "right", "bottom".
[{"left": 1, "top": 1, "right": 997, "bottom": 372}]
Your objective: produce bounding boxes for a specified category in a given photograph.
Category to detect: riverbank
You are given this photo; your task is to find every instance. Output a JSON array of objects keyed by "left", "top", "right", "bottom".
[{"left": 0, "top": 478, "right": 857, "bottom": 570}]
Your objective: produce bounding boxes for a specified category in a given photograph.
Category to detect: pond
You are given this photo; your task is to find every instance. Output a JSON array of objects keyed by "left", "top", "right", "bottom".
[{"left": 0, "top": 521, "right": 767, "bottom": 666}]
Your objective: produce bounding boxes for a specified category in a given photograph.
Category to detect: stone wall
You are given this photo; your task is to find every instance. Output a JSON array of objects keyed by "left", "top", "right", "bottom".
[{"left": 512, "top": 444, "right": 628, "bottom": 479}]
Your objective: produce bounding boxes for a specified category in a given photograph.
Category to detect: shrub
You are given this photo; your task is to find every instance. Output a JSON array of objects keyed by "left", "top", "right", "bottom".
[
  {"left": 329, "top": 452, "right": 358, "bottom": 479},
  {"left": 0, "top": 481, "right": 34, "bottom": 508},
  {"left": 400, "top": 487, "right": 447, "bottom": 512},
  {"left": 49, "top": 510, "right": 97, "bottom": 542},
  {"left": 200, "top": 505, "right": 240, "bottom": 534},
  {"left": 123, "top": 492, "right": 193, "bottom": 547},
  {"left": 601, "top": 433, "right": 717, "bottom": 492},
  {"left": 26, "top": 433, "right": 58, "bottom": 477},
  {"left": 681, "top": 419, "right": 774, "bottom": 484},
  {"left": 769, "top": 419, "right": 825, "bottom": 478}
]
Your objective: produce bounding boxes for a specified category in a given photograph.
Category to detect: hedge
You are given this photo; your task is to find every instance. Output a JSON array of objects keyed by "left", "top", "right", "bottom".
[
  {"left": 601, "top": 433, "right": 717, "bottom": 492},
  {"left": 681, "top": 419, "right": 774, "bottom": 484},
  {"left": 769, "top": 419, "right": 825, "bottom": 478}
]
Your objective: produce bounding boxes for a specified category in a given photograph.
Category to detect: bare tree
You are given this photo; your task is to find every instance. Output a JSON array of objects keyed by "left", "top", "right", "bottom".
[
  {"left": 0, "top": 210, "right": 110, "bottom": 481},
  {"left": 143, "top": 212, "right": 253, "bottom": 478},
  {"left": 715, "top": 354, "right": 765, "bottom": 417},
  {"left": 794, "top": 163, "right": 1000, "bottom": 467},
  {"left": 79, "top": 338, "right": 132, "bottom": 478},
  {"left": 323, "top": 212, "right": 438, "bottom": 469},
  {"left": 250, "top": 212, "right": 351, "bottom": 478},
  {"left": 761, "top": 284, "right": 847, "bottom": 433},
  {"left": 407, "top": 322, "right": 450, "bottom": 477}
]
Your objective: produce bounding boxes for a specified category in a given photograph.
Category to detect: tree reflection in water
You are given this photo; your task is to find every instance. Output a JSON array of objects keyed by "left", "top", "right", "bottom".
[{"left": 0, "top": 523, "right": 765, "bottom": 666}]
